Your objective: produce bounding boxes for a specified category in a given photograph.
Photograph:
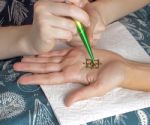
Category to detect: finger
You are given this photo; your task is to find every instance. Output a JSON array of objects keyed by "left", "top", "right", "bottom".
[
  {"left": 68, "top": 0, "right": 86, "bottom": 7},
  {"left": 67, "top": 33, "right": 101, "bottom": 47},
  {"left": 50, "top": 27, "right": 73, "bottom": 41},
  {"left": 13, "top": 62, "right": 62, "bottom": 73},
  {"left": 48, "top": 2, "right": 90, "bottom": 27},
  {"left": 84, "top": 5, "right": 97, "bottom": 45},
  {"left": 65, "top": 83, "right": 99, "bottom": 107},
  {"left": 48, "top": 15, "right": 77, "bottom": 34},
  {"left": 22, "top": 56, "right": 63, "bottom": 63},
  {"left": 51, "top": 0, "right": 87, "bottom": 7},
  {"left": 86, "top": 17, "right": 96, "bottom": 46},
  {"left": 38, "top": 48, "right": 71, "bottom": 57},
  {"left": 39, "top": 24, "right": 73, "bottom": 41},
  {"left": 85, "top": 5, "right": 105, "bottom": 46},
  {"left": 17, "top": 72, "right": 65, "bottom": 85}
]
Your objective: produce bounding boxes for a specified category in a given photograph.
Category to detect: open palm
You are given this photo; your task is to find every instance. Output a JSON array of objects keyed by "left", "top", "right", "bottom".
[{"left": 14, "top": 47, "right": 128, "bottom": 106}]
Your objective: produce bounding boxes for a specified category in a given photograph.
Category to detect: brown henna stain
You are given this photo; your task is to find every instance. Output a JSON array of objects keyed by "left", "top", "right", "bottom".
[{"left": 85, "top": 59, "right": 101, "bottom": 69}]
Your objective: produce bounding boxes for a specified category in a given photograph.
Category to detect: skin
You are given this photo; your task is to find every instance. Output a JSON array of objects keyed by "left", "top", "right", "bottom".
[
  {"left": 1, "top": 0, "right": 150, "bottom": 59},
  {"left": 97, "top": 0, "right": 150, "bottom": 25},
  {"left": 2, "top": 0, "right": 150, "bottom": 106},
  {"left": 12, "top": 47, "right": 144, "bottom": 106},
  {"left": 69, "top": 1, "right": 106, "bottom": 46},
  {"left": 0, "top": 0, "right": 91, "bottom": 59},
  {"left": 13, "top": 48, "right": 150, "bottom": 106},
  {"left": 61, "top": 0, "right": 150, "bottom": 46}
]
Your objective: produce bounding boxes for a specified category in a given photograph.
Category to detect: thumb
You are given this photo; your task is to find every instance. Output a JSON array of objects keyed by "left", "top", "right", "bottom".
[
  {"left": 65, "top": 83, "right": 98, "bottom": 107},
  {"left": 86, "top": 15, "right": 96, "bottom": 46},
  {"left": 85, "top": 5, "right": 98, "bottom": 46},
  {"left": 85, "top": 3, "right": 106, "bottom": 46}
]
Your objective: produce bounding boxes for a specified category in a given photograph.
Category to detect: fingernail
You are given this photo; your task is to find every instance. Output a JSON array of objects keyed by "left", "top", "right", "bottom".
[
  {"left": 17, "top": 73, "right": 32, "bottom": 84},
  {"left": 17, "top": 78, "right": 25, "bottom": 85},
  {"left": 13, "top": 63, "right": 19, "bottom": 71},
  {"left": 17, "top": 80, "right": 23, "bottom": 84}
]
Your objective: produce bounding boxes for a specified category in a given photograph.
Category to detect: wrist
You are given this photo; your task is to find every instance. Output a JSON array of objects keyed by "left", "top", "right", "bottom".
[
  {"left": 120, "top": 60, "right": 133, "bottom": 89},
  {"left": 92, "top": 0, "right": 114, "bottom": 26},
  {"left": 121, "top": 60, "right": 150, "bottom": 91},
  {"left": 19, "top": 25, "right": 38, "bottom": 56}
]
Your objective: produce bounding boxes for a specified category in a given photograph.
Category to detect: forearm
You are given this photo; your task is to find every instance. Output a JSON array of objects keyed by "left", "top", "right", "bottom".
[
  {"left": 0, "top": 25, "right": 35, "bottom": 59},
  {"left": 95, "top": 0, "right": 150, "bottom": 25},
  {"left": 122, "top": 61, "right": 150, "bottom": 91}
]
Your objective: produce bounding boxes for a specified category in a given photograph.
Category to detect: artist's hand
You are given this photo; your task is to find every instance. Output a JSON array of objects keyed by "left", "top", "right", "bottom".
[
  {"left": 69, "top": 1, "right": 106, "bottom": 47},
  {"left": 14, "top": 48, "right": 128, "bottom": 106},
  {"left": 25, "top": 0, "right": 90, "bottom": 54},
  {"left": 52, "top": 0, "right": 87, "bottom": 7},
  {"left": 85, "top": 1, "right": 106, "bottom": 45}
]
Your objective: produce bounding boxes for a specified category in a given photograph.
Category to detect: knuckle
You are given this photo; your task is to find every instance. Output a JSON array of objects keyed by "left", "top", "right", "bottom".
[
  {"left": 37, "top": 17, "right": 44, "bottom": 26},
  {"left": 35, "top": 13, "right": 46, "bottom": 26},
  {"left": 63, "top": 20, "right": 74, "bottom": 29},
  {"left": 34, "top": 1, "right": 45, "bottom": 14},
  {"left": 69, "top": 22, "right": 76, "bottom": 32},
  {"left": 61, "top": 20, "right": 68, "bottom": 28},
  {"left": 64, "top": 31, "right": 72, "bottom": 41},
  {"left": 67, "top": 31, "right": 72, "bottom": 37},
  {"left": 67, "top": 34, "right": 73, "bottom": 41}
]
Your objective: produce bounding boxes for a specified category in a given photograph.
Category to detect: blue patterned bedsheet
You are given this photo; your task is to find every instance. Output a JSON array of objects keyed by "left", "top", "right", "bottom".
[{"left": 0, "top": 4, "right": 150, "bottom": 125}]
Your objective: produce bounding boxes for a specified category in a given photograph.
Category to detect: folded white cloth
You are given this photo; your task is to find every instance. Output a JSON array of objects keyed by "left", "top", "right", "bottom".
[{"left": 41, "top": 22, "right": 150, "bottom": 125}]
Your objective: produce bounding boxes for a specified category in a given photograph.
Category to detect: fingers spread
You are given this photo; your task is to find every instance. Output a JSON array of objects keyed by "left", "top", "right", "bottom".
[
  {"left": 17, "top": 72, "right": 65, "bottom": 85},
  {"left": 13, "top": 62, "right": 62, "bottom": 73}
]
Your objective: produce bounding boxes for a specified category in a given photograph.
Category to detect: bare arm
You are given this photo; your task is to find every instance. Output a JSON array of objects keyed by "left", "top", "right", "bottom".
[
  {"left": 95, "top": 0, "right": 150, "bottom": 25},
  {"left": 0, "top": 0, "right": 90, "bottom": 60},
  {"left": 0, "top": 26, "right": 33, "bottom": 59},
  {"left": 122, "top": 61, "right": 150, "bottom": 91},
  {"left": 13, "top": 47, "right": 150, "bottom": 106}
]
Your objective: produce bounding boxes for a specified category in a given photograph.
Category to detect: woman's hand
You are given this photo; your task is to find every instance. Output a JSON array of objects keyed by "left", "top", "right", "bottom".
[
  {"left": 69, "top": 1, "right": 106, "bottom": 47},
  {"left": 14, "top": 47, "right": 128, "bottom": 106},
  {"left": 24, "top": 0, "right": 90, "bottom": 54}
]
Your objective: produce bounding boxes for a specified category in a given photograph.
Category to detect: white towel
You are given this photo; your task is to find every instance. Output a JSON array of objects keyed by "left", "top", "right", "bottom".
[{"left": 41, "top": 22, "right": 150, "bottom": 125}]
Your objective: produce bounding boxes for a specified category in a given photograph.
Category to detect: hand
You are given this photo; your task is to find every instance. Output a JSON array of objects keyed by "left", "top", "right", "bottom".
[
  {"left": 52, "top": 0, "right": 88, "bottom": 7},
  {"left": 85, "top": 1, "right": 106, "bottom": 45},
  {"left": 25, "top": 0, "right": 90, "bottom": 54},
  {"left": 68, "top": 1, "right": 106, "bottom": 47},
  {"left": 14, "top": 48, "right": 128, "bottom": 106}
]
